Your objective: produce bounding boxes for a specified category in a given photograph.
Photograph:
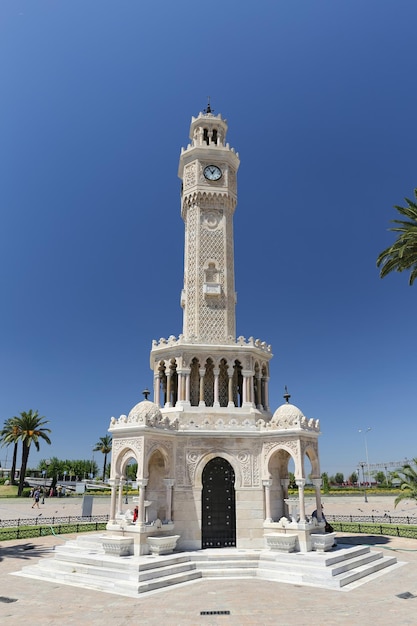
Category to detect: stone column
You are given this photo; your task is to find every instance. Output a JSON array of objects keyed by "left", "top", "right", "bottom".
[
  {"left": 228, "top": 375, "right": 234, "bottom": 407},
  {"left": 199, "top": 368, "right": 205, "bottom": 406},
  {"left": 163, "top": 478, "right": 175, "bottom": 523},
  {"left": 165, "top": 372, "right": 172, "bottom": 407},
  {"left": 263, "top": 479, "right": 273, "bottom": 522},
  {"left": 256, "top": 375, "right": 262, "bottom": 409},
  {"left": 176, "top": 370, "right": 183, "bottom": 404},
  {"left": 311, "top": 478, "right": 323, "bottom": 521},
  {"left": 280, "top": 478, "right": 290, "bottom": 517},
  {"left": 242, "top": 373, "right": 247, "bottom": 404},
  {"left": 117, "top": 478, "right": 126, "bottom": 515},
  {"left": 154, "top": 373, "right": 160, "bottom": 406},
  {"left": 185, "top": 370, "right": 190, "bottom": 403},
  {"left": 264, "top": 376, "right": 270, "bottom": 412},
  {"left": 213, "top": 368, "right": 220, "bottom": 407},
  {"left": 137, "top": 478, "right": 148, "bottom": 529},
  {"left": 108, "top": 479, "right": 117, "bottom": 523},
  {"left": 296, "top": 479, "right": 306, "bottom": 523}
]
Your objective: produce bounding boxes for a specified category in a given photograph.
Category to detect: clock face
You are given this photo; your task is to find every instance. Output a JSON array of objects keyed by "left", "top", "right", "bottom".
[{"left": 204, "top": 165, "right": 222, "bottom": 181}]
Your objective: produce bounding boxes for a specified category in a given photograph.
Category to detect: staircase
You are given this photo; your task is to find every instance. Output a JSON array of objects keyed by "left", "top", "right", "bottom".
[
  {"left": 14, "top": 535, "right": 201, "bottom": 596},
  {"left": 13, "top": 535, "right": 402, "bottom": 596},
  {"left": 257, "top": 544, "right": 400, "bottom": 589}
]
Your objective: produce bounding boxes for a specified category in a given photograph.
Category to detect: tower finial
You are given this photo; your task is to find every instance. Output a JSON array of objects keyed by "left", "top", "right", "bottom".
[
  {"left": 142, "top": 387, "right": 150, "bottom": 400},
  {"left": 283, "top": 386, "right": 291, "bottom": 403},
  {"left": 204, "top": 96, "right": 212, "bottom": 114}
]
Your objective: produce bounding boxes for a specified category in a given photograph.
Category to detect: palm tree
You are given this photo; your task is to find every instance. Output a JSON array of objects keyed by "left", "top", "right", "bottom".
[
  {"left": 15, "top": 410, "right": 51, "bottom": 496},
  {"left": 93, "top": 435, "right": 112, "bottom": 481},
  {"left": 391, "top": 459, "right": 417, "bottom": 507},
  {"left": 377, "top": 189, "right": 417, "bottom": 285},
  {"left": 0, "top": 417, "right": 21, "bottom": 485}
]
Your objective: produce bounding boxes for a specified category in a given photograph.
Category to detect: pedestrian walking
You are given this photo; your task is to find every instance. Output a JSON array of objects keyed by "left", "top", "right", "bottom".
[{"left": 32, "top": 488, "right": 41, "bottom": 509}]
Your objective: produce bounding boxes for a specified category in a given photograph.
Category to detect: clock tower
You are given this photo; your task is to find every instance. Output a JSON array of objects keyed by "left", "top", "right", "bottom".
[
  {"left": 178, "top": 104, "right": 240, "bottom": 344},
  {"left": 109, "top": 106, "right": 321, "bottom": 555}
]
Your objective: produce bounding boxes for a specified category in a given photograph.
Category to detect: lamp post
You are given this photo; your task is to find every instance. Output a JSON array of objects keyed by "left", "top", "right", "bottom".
[
  {"left": 41, "top": 470, "right": 46, "bottom": 503},
  {"left": 91, "top": 447, "right": 95, "bottom": 480},
  {"left": 41, "top": 459, "right": 51, "bottom": 504},
  {"left": 359, "top": 462, "right": 367, "bottom": 502},
  {"left": 359, "top": 427, "right": 372, "bottom": 490}
]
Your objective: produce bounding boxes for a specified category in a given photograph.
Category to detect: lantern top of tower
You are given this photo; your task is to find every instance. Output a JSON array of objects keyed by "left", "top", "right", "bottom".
[{"left": 188, "top": 103, "right": 228, "bottom": 145}]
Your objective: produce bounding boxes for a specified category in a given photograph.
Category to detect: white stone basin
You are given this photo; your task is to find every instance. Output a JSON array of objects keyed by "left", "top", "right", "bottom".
[
  {"left": 311, "top": 533, "right": 336, "bottom": 552},
  {"left": 146, "top": 535, "right": 180, "bottom": 555},
  {"left": 102, "top": 536, "right": 133, "bottom": 556},
  {"left": 265, "top": 533, "right": 298, "bottom": 553}
]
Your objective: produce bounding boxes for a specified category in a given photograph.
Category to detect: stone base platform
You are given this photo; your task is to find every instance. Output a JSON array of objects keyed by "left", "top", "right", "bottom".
[{"left": 12, "top": 533, "right": 403, "bottom": 596}]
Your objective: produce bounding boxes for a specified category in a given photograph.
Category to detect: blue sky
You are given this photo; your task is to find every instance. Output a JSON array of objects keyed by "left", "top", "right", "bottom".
[{"left": 1, "top": 1, "right": 416, "bottom": 478}]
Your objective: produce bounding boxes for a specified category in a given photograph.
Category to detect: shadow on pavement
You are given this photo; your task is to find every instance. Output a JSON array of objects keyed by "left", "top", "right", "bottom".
[{"left": 0, "top": 542, "right": 56, "bottom": 563}]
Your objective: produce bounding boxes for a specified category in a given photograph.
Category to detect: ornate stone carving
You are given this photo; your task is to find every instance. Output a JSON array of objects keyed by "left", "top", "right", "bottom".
[{"left": 183, "top": 162, "right": 196, "bottom": 190}]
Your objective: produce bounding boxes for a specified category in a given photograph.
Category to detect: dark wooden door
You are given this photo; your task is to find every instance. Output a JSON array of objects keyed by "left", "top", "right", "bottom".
[{"left": 202, "top": 457, "right": 236, "bottom": 548}]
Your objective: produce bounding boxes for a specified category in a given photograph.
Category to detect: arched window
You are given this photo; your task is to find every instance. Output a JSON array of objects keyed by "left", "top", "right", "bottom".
[
  {"left": 204, "top": 358, "right": 214, "bottom": 407},
  {"left": 190, "top": 357, "right": 200, "bottom": 406},
  {"left": 219, "top": 359, "right": 229, "bottom": 407}
]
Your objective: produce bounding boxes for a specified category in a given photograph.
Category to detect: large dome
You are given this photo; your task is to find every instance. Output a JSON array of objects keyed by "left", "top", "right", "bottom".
[
  {"left": 271, "top": 402, "right": 305, "bottom": 429},
  {"left": 127, "top": 400, "right": 163, "bottom": 425}
]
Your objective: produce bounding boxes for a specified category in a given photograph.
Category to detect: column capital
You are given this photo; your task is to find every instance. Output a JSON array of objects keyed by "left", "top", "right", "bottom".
[
  {"left": 163, "top": 479, "right": 175, "bottom": 488},
  {"left": 262, "top": 479, "right": 273, "bottom": 488},
  {"left": 137, "top": 478, "right": 148, "bottom": 488},
  {"left": 296, "top": 479, "right": 306, "bottom": 488},
  {"left": 311, "top": 478, "right": 322, "bottom": 488}
]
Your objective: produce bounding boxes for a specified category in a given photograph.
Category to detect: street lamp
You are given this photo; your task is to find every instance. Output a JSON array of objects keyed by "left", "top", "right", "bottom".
[
  {"left": 41, "top": 470, "right": 46, "bottom": 504},
  {"left": 359, "top": 428, "right": 372, "bottom": 487},
  {"left": 91, "top": 447, "right": 95, "bottom": 479},
  {"left": 359, "top": 461, "right": 367, "bottom": 502},
  {"left": 41, "top": 459, "right": 51, "bottom": 504}
]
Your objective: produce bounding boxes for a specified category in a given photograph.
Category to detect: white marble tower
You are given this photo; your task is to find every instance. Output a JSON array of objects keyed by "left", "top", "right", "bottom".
[{"left": 108, "top": 106, "right": 322, "bottom": 553}]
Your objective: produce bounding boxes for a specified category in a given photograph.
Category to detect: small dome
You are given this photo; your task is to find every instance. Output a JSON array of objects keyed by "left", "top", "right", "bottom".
[
  {"left": 271, "top": 402, "right": 305, "bottom": 429},
  {"left": 127, "top": 400, "right": 162, "bottom": 425}
]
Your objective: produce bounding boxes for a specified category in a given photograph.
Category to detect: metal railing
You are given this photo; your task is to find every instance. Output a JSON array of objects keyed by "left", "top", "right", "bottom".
[
  {"left": 327, "top": 514, "right": 417, "bottom": 525},
  {"left": 0, "top": 521, "right": 108, "bottom": 541},
  {"left": 0, "top": 514, "right": 109, "bottom": 528}
]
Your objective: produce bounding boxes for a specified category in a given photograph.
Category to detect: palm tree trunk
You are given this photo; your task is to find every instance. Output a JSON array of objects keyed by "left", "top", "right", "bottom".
[
  {"left": 10, "top": 442, "right": 18, "bottom": 486},
  {"left": 17, "top": 444, "right": 30, "bottom": 497},
  {"left": 103, "top": 454, "right": 107, "bottom": 482}
]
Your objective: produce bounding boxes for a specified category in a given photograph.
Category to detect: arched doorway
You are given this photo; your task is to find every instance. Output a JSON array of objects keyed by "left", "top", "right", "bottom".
[{"left": 202, "top": 457, "right": 236, "bottom": 548}]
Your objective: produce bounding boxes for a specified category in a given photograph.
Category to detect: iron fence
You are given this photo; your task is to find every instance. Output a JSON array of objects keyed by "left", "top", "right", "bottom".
[
  {"left": 327, "top": 514, "right": 417, "bottom": 525},
  {"left": 0, "top": 514, "right": 109, "bottom": 528},
  {"left": 0, "top": 521, "right": 108, "bottom": 541},
  {"left": 331, "top": 521, "right": 417, "bottom": 540}
]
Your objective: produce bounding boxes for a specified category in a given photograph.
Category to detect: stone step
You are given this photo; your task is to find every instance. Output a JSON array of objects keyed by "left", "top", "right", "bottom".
[
  {"left": 138, "top": 561, "right": 198, "bottom": 582},
  {"left": 192, "top": 558, "right": 260, "bottom": 570},
  {"left": 13, "top": 542, "right": 402, "bottom": 596},
  {"left": 333, "top": 555, "right": 399, "bottom": 588},
  {"left": 257, "top": 547, "right": 399, "bottom": 589},
  {"left": 200, "top": 567, "right": 259, "bottom": 578},
  {"left": 137, "top": 568, "right": 202, "bottom": 594}
]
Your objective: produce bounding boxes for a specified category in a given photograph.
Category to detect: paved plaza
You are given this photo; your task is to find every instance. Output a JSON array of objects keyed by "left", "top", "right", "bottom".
[{"left": 1, "top": 495, "right": 417, "bottom": 625}]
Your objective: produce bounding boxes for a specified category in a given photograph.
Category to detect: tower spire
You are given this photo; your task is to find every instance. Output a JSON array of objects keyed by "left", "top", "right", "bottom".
[{"left": 204, "top": 96, "right": 212, "bottom": 114}]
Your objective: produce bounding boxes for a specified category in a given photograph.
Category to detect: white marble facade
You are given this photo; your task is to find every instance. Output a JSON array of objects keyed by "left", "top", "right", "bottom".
[{"left": 108, "top": 106, "right": 323, "bottom": 552}]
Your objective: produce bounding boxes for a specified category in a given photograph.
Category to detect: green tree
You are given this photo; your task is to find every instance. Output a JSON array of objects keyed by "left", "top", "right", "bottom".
[
  {"left": 0, "top": 417, "right": 21, "bottom": 485},
  {"left": 334, "top": 472, "right": 344, "bottom": 485},
  {"left": 321, "top": 472, "right": 330, "bottom": 493},
  {"left": 377, "top": 189, "right": 417, "bottom": 285},
  {"left": 391, "top": 459, "right": 417, "bottom": 507},
  {"left": 15, "top": 410, "right": 51, "bottom": 496},
  {"left": 348, "top": 472, "right": 358, "bottom": 485},
  {"left": 93, "top": 435, "right": 112, "bottom": 481},
  {"left": 373, "top": 470, "right": 386, "bottom": 486}
]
